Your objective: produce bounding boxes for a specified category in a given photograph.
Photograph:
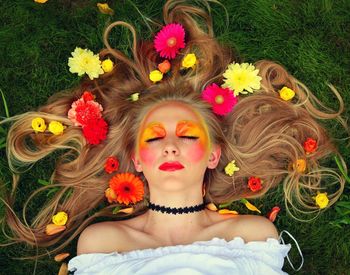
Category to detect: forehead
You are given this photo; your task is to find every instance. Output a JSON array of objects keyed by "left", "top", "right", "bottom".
[{"left": 141, "top": 102, "right": 203, "bottom": 127}]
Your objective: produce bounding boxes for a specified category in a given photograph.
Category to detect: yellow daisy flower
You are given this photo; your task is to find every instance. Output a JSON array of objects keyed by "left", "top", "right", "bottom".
[
  {"left": 224, "top": 160, "right": 240, "bottom": 176},
  {"left": 222, "top": 63, "right": 262, "bottom": 96},
  {"left": 68, "top": 47, "right": 104, "bottom": 80}
]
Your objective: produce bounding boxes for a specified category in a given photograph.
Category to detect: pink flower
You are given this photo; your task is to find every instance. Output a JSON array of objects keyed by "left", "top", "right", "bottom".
[
  {"left": 68, "top": 98, "right": 103, "bottom": 127},
  {"left": 201, "top": 83, "right": 238, "bottom": 115},
  {"left": 154, "top": 23, "right": 185, "bottom": 59}
]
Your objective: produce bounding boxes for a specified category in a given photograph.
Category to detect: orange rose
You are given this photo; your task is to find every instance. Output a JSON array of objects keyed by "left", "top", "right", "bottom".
[
  {"left": 158, "top": 60, "right": 171, "bottom": 74},
  {"left": 247, "top": 176, "right": 262, "bottom": 192},
  {"left": 303, "top": 137, "right": 317, "bottom": 154},
  {"left": 105, "top": 187, "right": 118, "bottom": 203}
]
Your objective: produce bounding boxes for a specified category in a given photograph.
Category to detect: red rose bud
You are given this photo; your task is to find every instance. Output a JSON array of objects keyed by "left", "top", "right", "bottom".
[
  {"left": 104, "top": 156, "right": 119, "bottom": 174},
  {"left": 303, "top": 137, "right": 317, "bottom": 154},
  {"left": 158, "top": 60, "right": 171, "bottom": 74},
  {"left": 266, "top": 206, "right": 280, "bottom": 222},
  {"left": 82, "top": 91, "right": 95, "bottom": 102},
  {"left": 247, "top": 176, "right": 262, "bottom": 192}
]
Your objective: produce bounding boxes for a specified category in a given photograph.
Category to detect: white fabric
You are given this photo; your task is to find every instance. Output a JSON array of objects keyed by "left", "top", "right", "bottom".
[{"left": 68, "top": 236, "right": 291, "bottom": 275}]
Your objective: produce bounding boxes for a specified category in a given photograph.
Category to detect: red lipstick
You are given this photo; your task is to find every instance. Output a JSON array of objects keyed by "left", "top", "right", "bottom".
[{"left": 159, "top": 162, "right": 184, "bottom": 171}]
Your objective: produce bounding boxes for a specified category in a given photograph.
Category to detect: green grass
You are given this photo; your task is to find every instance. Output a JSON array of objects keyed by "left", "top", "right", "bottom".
[{"left": 0, "top": 0, "right": 349, "bottom": 274}]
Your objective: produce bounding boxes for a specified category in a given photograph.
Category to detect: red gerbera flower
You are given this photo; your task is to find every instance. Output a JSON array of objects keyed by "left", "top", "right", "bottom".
[
  {"left": 104, "top": 156, "right": 119, "bottom": 174},
  {"left": 108, "top": 173, "right": 145, "bottom": 205},
  {"left": 68, "top": 98, "right": 103, "bottom": 127},
  {"left": 82, "top": 118, "right": 108, "bottom": 145},
  {"left": 247, "top": 176, "right": 262, "bottom": 192},
  {"left": 201, "top": 83, "right": 238, "bottom": 115},
  {"left": 154, "top": 23, "right": 186, "bottom": 59}
]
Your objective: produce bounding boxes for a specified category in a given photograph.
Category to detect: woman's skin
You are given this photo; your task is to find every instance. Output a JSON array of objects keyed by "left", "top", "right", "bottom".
[{"left": 76, "top": 102, "right": 279, "bottom": 254}]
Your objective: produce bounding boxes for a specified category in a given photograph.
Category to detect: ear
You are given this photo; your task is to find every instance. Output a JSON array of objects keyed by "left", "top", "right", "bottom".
[
  {"left": 207, "top": 144, "right": 221, "bottom": 169},
  {"left": 131, "top": 152, "right": 143, "bottom": 172}
]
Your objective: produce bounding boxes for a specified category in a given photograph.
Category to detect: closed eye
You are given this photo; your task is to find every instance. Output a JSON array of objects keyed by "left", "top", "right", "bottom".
[
  {"left": 145, "top": 137, "right": 163, "bottom": 143},
  {"left": 180, "top": 136, "right": 199, "bottom": 140}
]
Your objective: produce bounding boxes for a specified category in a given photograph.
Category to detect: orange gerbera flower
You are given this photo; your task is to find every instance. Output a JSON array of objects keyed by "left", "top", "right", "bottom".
[{"left": 108, "top": 173, "right": 144, "bottom": 205}]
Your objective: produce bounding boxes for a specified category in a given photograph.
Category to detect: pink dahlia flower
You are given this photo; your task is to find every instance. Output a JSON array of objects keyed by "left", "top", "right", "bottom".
[
  {"left": 154, "top": 23, "right": 185, "bottom": 59},
  {"left": 201, "top": 83, "right": 238, "bottom": 116},
  {"left": 68, "top": 98, "right": 103, "bottom": 127}
]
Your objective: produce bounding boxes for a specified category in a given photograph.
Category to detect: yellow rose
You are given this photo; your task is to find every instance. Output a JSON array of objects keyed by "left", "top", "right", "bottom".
[
  {"left": 48, "top": 121, "right": 64, "bottom": 135},
  {"left": 279, "top": 87, "right": 295, "bottom": 101},
  {"left": 34, "top": 0, "right": 48, "bottom": 3},
  {"left": 314, "top": 192, "right": 329, "bottom": 209},
  {"left": 101, "top": 59, "right": 114, "bottom": 73},
  {"left": 97, "top": 3, "right": 115, "bottom": 15},
  {"left": 149, "top": 70, "right": 163, "bottom": 83},
  {"left": 52, "top": 211, "right": 68, "bottom": 226},
  {"left": 182, "top": 53, "right": 197, "bottom": 69},
  {"left": 31, "top": 118, "right": 47, "bottom": 133},
  {"left": 224, "top": 160, "right": 240, "bottom": 176}
]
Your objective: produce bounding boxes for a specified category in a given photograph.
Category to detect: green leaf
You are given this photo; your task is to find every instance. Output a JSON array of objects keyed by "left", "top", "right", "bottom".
[
  {"left": 334, "top": 155, "right": 350, "bottom": 184},
  {"left": 0, "top": 89, "right": 10, "bottom": 118},
  {"left": 112, "top": 206, "right": 122, "bottom": 214},
  {"left": 46, "top": 187, "right": 59, "bottom": 197},
  {"left": 38, "top": 179, "right": 50, "bottom": 186}
]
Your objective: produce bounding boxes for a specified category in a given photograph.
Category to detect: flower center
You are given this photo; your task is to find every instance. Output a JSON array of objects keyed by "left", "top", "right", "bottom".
[
  {"left": 124, "top": 186, "right": 130, "bottom": 192},
  {"left": 215, "top": 95, "right": 224, "bottom": 104},
  {"left": 167, "top": 37, "right": 177, "bottom": 47}
]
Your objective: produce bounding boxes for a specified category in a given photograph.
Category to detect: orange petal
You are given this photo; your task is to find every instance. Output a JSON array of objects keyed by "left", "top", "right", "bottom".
[
  {"left": 45, "top": 223, "right": 66, "bottom": 236},
  {"left": 218, "top": 209, "right": 238, "bottom": 215},
  {"left": 54, "top": 253, "right": 70, "bottom": 262},
  {"left": 58, "top": 262, "right": 68, "bottom": 275},
  {"left": 206, "top": 203, "right": 218, "bottom": 211}
]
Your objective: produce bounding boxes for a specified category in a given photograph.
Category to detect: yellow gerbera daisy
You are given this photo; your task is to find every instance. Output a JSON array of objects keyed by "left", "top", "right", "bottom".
[
  {"left": 68, "top": 47, "right": 104, "bottom": 80},
  {"left": 222, "top": 63, "right": 262, "bottom": 96}
]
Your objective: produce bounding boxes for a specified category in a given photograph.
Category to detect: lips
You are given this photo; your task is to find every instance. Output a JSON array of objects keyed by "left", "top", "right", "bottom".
[{"left": 159, "top": 161, "right": 184, "bottom": 171}]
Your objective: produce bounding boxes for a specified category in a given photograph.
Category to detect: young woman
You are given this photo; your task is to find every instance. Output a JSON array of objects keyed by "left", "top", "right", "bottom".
[{"left": 1, "top": 1, "right": 347, "bottom": 274}]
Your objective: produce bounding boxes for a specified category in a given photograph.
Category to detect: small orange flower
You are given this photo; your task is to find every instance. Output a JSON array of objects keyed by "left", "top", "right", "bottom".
[
  {"left": 108, "top": 173, "right": 144, "bottom": 205},
  {"left": 104, "top": 156, "right": 119, "bottom": 174},
  {"left": 303, "top": 137, "right": 317, "bottom": 154},
  {"left": 293, "top": 159, "right": 307, "bottom": 173},
  {"left": 158, "top": 60, "right": 171, "bottom": 74}
]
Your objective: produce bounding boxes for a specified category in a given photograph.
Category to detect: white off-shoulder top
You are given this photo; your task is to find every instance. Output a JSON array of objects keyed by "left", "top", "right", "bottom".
[{"left": 68, "top": 230, "right": 303, "bottom": 275}]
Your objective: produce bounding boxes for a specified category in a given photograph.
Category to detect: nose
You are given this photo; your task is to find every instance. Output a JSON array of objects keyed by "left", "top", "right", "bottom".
[{"left": 162, "top": 140, "right": 180, "bottom": 156}]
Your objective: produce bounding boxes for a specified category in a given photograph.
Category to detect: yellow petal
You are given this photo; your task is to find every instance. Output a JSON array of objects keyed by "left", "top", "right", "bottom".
[
  {"left": 97, "top": 3, "right": 115, "bottom": 15},
  {"left": 218, "top": 209, "right": 239, "bottom": 215},
  {"left": 118, "top": 207, "right": 134, "bottom": 214},
  {"left": 54, "top": 253, "right": 70, "bottom": 262},
  {"left": 58, "top": 262, "right": 68, "bottom": 275},
  {"left": 244, "top": 200, "right": 261, "bottom": 213},
  {"left": 206, "top": 203, "right": 218, "bottom": 211}
]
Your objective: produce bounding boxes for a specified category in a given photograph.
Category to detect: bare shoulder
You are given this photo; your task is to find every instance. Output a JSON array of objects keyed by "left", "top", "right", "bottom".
[
  {"left": 77, "top": 221, "right": 127, "bottom": 255},
  {"left": 227, "top": 214, "right": 279, "bottom": 243}
]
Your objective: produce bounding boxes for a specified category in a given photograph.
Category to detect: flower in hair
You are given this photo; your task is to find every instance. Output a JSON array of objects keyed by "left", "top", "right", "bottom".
[
  {"left": 303, "top": 137, "right": 317, "bottom": 154},
  {"left": 222, "top": 63, "right": 261, "bottom": 96},
  {"left": 101, "top": 58, "right": 114, "bottom": 73},
  {"left": 202, "top": 83, "right": 238, "bottom": 116},
  {"left": 52, "top": 211, "right": 68, "bottom": 226},
  {"left": 34, "top": 0, "right": 48, "bottom": 3},
  {"left": 149, "top": 70, "right": 163, "bottom": 83},
  {"left": 48, "top": 121, "right": 65, "bottom": 135},
  {"left": 240, "top": 199, "right": 261, "bottom": 213},
  {"left": 104, "top": 156, "right": 119, "bottom": 174},
  {"left": 279, "top": 86, "right": 295, "bottom": 101},
  {"left": 154, "top": 23, "right": 186, "bottom": 59},
  {"left": 313, "top": 191, "right": 329, "bottom": 209},
  {"left": 293, "top": 159, "right": 306, "bottom": 173},
  {"left": 158, "top": 60, "right": 171, "bottom": 74},
  {"left": 31, "top": 117, "right": 47, "bottom": 133},
  {"left": 106, "top": 172, "right": 144, "bottom": 205},
  {"left": 247, "top": 176, "right": 262, "bottom": 192},
  {"left": 68, "top": 94, "right": 103, "bottom": 127},
  {"left": 97, "top": 3, "right": 115, "bottom": 15},
  {"left": 82, "top": 118, "right": 108, "bottom": 145},
  {"left": 182, "top": 53, "right": 197, "bottom": 69},
  {"left": 130, "top": 92, "right": 140, "bottom": 102},
  {"left": 224, "top": 160, "right": 240, "bottom": 176},
  {"left": 266, "top": 206, "right": 280, "bottom": 222},
  {"left": 68, "top": 47, "right": 104, "bottom": 80}
]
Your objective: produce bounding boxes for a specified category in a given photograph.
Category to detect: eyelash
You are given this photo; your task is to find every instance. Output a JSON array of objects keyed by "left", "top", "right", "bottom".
[{"left": 145, "top": 136, "right": 199, "bottom": 143}]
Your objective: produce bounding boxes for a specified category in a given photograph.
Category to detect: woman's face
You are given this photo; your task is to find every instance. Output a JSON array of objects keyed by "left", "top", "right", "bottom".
[{"left": 133, "top": 101, "right": 221, "bottom": 191}]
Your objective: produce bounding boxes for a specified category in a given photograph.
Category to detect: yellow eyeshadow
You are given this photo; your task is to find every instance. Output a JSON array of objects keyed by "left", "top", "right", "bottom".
[
  {"left": 141, "top": 123, "right": 166, "bottom": 141},
  {"left": 176, "top": 121, "right": 202, "bottom": 137}
]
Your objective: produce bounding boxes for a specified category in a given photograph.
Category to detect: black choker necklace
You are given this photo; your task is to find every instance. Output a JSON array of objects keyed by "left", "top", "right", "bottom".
[{"left": 148, "top": 202, "right": 206, "bottom": 215}]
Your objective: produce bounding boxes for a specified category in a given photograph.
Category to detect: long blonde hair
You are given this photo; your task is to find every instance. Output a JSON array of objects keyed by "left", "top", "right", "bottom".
[{"left": 0, "top": 0, "right": 348, "bottom": 261}]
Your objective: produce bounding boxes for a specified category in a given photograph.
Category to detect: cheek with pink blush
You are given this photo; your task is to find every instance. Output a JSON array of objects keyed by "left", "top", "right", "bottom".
[{"left": 187, "top": 142, "right": 208, "bottom": 163}]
